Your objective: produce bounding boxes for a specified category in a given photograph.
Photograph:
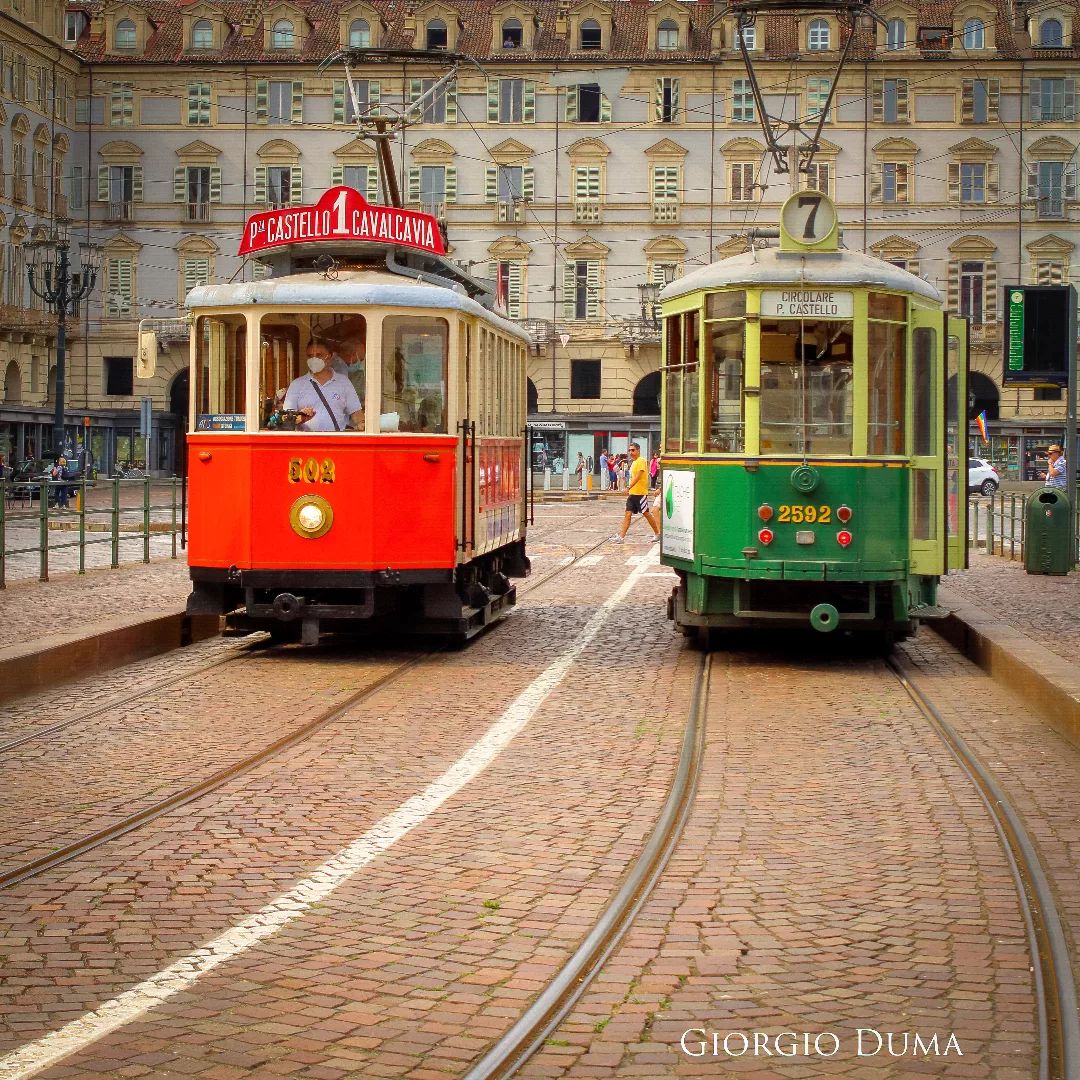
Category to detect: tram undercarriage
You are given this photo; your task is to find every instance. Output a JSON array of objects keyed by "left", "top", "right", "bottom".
[{"left": 188, "top": 540, "right": 529, "bottom": 644}]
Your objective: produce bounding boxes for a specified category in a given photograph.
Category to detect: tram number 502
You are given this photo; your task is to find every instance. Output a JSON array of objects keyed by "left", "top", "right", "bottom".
[
  {"left": 781, "top": 193, "right": 836, "bottom": 245},
  {"left": 288, "top": 457, "right": 336, "bottom": 484}
]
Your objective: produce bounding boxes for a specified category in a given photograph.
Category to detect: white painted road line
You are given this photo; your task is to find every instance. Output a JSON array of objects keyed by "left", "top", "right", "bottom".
[{"left": 0, "top": 556, "right": 656, "bottom": 1080}]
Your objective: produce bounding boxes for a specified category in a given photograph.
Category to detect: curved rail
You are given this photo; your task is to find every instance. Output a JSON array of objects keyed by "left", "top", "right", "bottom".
[
  {"left": 888, "top": 654, "right": 1080, "bottom": 1080},
  {"left": 462, "top": 650, "right": 710, "bottom": 1080}
]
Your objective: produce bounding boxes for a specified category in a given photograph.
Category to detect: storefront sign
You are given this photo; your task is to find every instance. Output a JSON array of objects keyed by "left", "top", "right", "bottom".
[
  {"left": 196, "top": 414, "right": 246, "bottom": 432},
  {"left": 238, "top": 186, "right": 445, "bottom": 257},
  {"left": 528, "top": 421, "right": 567, "bottom": 431},
  {"left": 661, "top": 470, "right": 695, "bottom": 561},
  {"left": 761, "top": 289, "right": 853, "bottom": 318}
]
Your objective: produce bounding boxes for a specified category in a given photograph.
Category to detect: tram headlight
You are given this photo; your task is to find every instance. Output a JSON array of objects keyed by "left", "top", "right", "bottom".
[
  {"left": 836, "top": 530, "right": 853, "bottom": 548},
  {"left": 289, "top": 495, "right": 334, "bottom": 539}
]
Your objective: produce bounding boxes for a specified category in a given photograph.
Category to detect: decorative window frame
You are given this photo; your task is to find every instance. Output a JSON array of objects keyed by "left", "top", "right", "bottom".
[
  {"left": 107, "top": 7, "right": 146, "bottom": 53},
  {"left": 871, "top": 136, "right": 918, "bottom": 203},
  {"left": 411, "top": 3, "right": 461, "bottom": 51},
  {"left": 263, "top": 4, "right": 308, "bottom": 52},
  {"left": 948, "top": 137, "right": 999, "bottom": 203},
  {"left": 720, "top": 137, "right": 766, "bottom": 203},
  {"left": 870, "top": 235, "right": 921, "bottom": 278},
  {"left": 644, "top": 235, "right": 686, "bottom": 282},
  {"left": 102, "top": 233, "right": 141, "bottom": 320},
  {"left": 339, "top": 3, "right": 382, "bottom": 49},
  {"left": 806, "top": 16, "right": 835, "bottom": 51},
  {"left": 568, "top": 2, "right": 613, "bottom": 54},
  {"left": 1026, "top": 234, "right": 1073, "bottom": 284},
  {"left": 1033, "top": 10, "right": 1071, "bottom": 47},
  {"left": 487, "top": 235, "right": 531, "bottom": 319},
  {"left": 946, "top": 234, "right": 997, "bottom": 323},
  {"left": 408, "top": 138, "right": 458, "bottom": 208},
  {"left": 953, "top": 5, "right": 996, "bottom": 50},
  {"left": 177, "top": 235, "right": 218, "bottom": 307},
  {"left": 647, "top": 0, "right": 690, "bottom": 52},
  {"left": 490, "top": 3, "right": 535, "bottom": 52},
  {"left": 562, "top": 234, "right": 609, "bottom": 322},
  {"left": 183, "top": 4, "right": 224, "bottom": 51}
]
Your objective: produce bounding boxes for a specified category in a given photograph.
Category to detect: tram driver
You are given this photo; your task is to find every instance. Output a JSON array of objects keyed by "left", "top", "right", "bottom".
[{"left": 283, "top": 339, "right": 365, "bottom": 431}]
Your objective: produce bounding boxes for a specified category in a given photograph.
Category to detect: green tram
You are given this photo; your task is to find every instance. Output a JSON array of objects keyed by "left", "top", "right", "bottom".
[{"left": 660, "top": 193, "right": 967, "bottom": 644}]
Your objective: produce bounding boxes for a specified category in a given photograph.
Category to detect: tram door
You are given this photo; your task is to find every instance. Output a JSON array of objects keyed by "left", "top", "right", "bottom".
[
  {"left": 946, "top": 318, "right": 969, "bottom": 571},
  {"left": 909, "top": 307, "right": 946, "bottom": 577}
]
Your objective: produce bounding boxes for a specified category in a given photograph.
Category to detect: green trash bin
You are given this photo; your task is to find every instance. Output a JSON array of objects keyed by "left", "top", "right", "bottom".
[{"left": 1024, "top": 487, "right": 1074, "bottom": 575}]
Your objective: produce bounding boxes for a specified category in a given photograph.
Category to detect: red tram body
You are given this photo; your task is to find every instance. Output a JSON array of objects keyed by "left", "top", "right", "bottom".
[{"left": 181, "top": 190, "right": 530, "bottom": 643}]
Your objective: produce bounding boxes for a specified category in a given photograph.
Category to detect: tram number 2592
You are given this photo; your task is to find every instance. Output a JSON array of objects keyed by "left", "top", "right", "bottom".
[
  {"left": 288, "top": 457, "right": 336, "bottom": 484},
  {"left": 777, "top": 504, "right": 831, "bottom": 524}
]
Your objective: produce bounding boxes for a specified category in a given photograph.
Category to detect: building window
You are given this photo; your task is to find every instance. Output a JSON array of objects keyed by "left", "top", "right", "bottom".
[
  {"left": 105, "top": 257, "right": 134, "bottom": 317},
  {"left": 564, "top": 260, "right": 599, "bottom": 320},
  {"left": 651, "top": 164, "right": 679, "bottom": 221},
  {"left": 808, "top": 19, "right": 830, "bottom": 50},
  {"left": 426, "top": 19, "right": 447, "bottom": 49},
  {"left": 268, "top": 81, "right": 293, "bottom": 124},
  {"left": 104, "top": 165, "right": 139, "bottom": 219},
  {"left": 1030, "top": 78, "right": 1075, "bottom": 122},
  {"left": 886, "top": 19, "right": 906, "bottom": 50},
  {"left": 959, "top": 262, "right": 985, "bottom": 322},
  {"left": 737, "top": 24, "right": 756, "bottom": 49},
  {"left": 881, "top": 162, "right": 909, "bottom": 202},
  {"left": 187, "top": 83, "right": 211, "bottom": 125},
  {"left": 105, "top": 356, "right": 134, "bottom": 394},
  {"left": 962, "top": 19, "right": 985, "bottom": 49},
  {"left": 656, "top": 77, "right": 679, "bottom": 123},
  {"left": 964, "top": 78, "right": 998, "bottom": 123},
  {"left": 501, "top": 19, "right": 522, "bottom": 47},
  {"left": 1034, "top": 386, "right": 1063, "bottom": 401},
  {"left": 349, "top": 19, "right": 370, "bottom": 47},
  {"left": 1035, "top": 260, "right": 1065, "bottom": 285},
  {"left": 657, "top": 20, "right": 679, "bottom": 50},
  {"left": 115, "top": 19, "right": 136, "bottom": 49},
  {"left": 182, "top": 257, "right": 210, "bottom": 296},
  {"left": 806, "top": 77, "right": 831, "bottom": 121},
  {"left": 732, "top": 79, "right": 755, "bottom": 122},
  {"left": 69, "top": 164, "right": 84, "bottom": 210},
  {"left": 571, "top": 360, "right": 601, "bottom": 398},
  {"left": 882, "top": 79, "right": 907, "bottom": 122},
  {"left": 499, "top": 79, "right": 524, "bottom": 123},
  {"left": 183, "top": 166, "right": 213, "bottom": 221},
  {"left": 493, "top": 260, "right": 523, "bottom": 318},
  {"left": 271, "top": 20, "right": 294, "bottom": 49},
  {"left": 960, "top": 162, "right": 986, "bottom": 202},
  {"left": 65, "top": 11, "right": 87, "bottom": 43},
  {"left": 573, "top": 165, "right": 601, "bottom": 222},
  {"left": 419, "top": 165, "right": 446, "bottom": 213},
  {"left": 1039, "top": 19, "right": 1064, "bottom": 46},
  {"left": 110, "top": 82, "right": 134, "bottom": 126},
  {"left": 580, "top": 20, "right": 602, "bottom": 49},
  {"left": 578, "top": 83, "right": 603, "bottom": 123},
  {"left": 192, "top": 19, "right": 213, "bottom": 49},
  {"left": 267, "top": 166, "right": 294, "bottom": 208},
  {"left": 415, "top": 78, "right": 448, "bottom": 123},
  {"left": 730, "top": 162, "right": 756, "bottom": 201},
  {"left": 803, "top": 161, "right": 832, "bottom": 196},
  {"left": 343, "top": 164, "right": 376, "bottom": 200},
  {"left": 1029, "top": 161, "right": 1075, "bottom": 218}
]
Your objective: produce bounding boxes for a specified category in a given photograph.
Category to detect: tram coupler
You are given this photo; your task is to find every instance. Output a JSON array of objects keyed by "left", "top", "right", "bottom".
[{"left": 272, "top": 593, "right": 307, "bottom": 621}]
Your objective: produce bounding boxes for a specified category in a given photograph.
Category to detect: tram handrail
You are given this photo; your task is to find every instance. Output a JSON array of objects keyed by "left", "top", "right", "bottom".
[{"left": 0, "top": 476, "right": 186, "bottom": 588}]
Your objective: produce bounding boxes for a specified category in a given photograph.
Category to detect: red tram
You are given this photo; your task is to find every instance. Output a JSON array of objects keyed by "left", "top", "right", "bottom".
[{"left": 182, "top": 187, "right": 530, "bottom": 643}]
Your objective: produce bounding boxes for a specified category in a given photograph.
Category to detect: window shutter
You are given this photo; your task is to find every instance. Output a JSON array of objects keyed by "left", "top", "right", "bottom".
[
  {"left": 870, "top": 163, "right": 882, "bottom": 202},
  {"left": 896, "top": 80, "right": 909, "bottom": 122},
  {"left": 409, "top": 78, "right": 421, "bottom": 106},
  {"left": 586, "top": 261, "right": 600, "bottom": 319},
  {"left": 97, "top": 165, "right": 110, "bottom": 202},
  {"left": 254, "top": 165, "right": 267, "bottom": 204},
  {"left": 562, "top": 262, "right": 576, "bottom": 319},
  {"left": 173, "top": 166, "right": 186, "bottom": 202},
  {"left": 407, "top": 166, "right": 420, "bottom": 203},
  {"left": 331, "top": 164, "right": 344, "bottom": 186},
  {"left": 655, "top": 78, "right": 664, "bottom": 122},
  {"left": 187, "top": 84, "right": 199, "bottom": 125},
  {"left": 488, "top": 79, "right": 499, "bottom": 121},
  {"left": 333, "top": 80, "right": 345, "bottom": 123},
  {"left": 1029, "top": 79, "right": 1041, "bottom": 121},
  {"left": 984, "top": 263, "right": 998, "bottom": 323},
  {"left": 117, "top": 259, "right": 132, "bottom": 315},
  {"left": 896, "top": 163, "right": 908, "bottom": 202},
  {"left": 291, "top": 81, "right": 303, "bottom": 123},
  {"left": 507, "top": 261, "right": 522, "bottom": 318},
  {"left": 523, "top": 82, "right": 535, "bottom": 123},
  {"left": 1064, "top": 79, "right": 1076, "bottom": 121},
  {"left": 961, "top": 80, "right": 974, "bottom": 122},
  {"left": 948, "top": 163, "right": 960, "bottom": 203},
  {"left": 522, "top": 167, "right": 534, "bottom": 202},
  {"left": 368, "top": 80, "right": 380, "bottom": 113},
  {"left": 445, "top": 166, "right": 457, "bottom": 203},
  {"left": 485, "top": 166, "right": 498, "bottom": 202},
  {"left": 290, "top": 166, "right": 303, "bottom": 203},
  {"left": 730, "top": 164, "right": 742, "bottom": 201},
  {"left": 1026, "top": 164, "right": 1038, "bottom": 199},
  {"left": 209, "top": 167, "right": 221, "bottom": 203},
  {"left": 872, "top": 80, "right": 884, "bottom": 123},
  {"left": 1066, "top": 164, "right": 1077, "bottom": 201},
  {"left": 574, "top": 166, "right": 588, "bottom": 199},
  {"left": 445, "top": 82, "right": 457, "bottom": 122},
  {"left": 367, "top": 166, "right": 380, "bottom": 202},
  {"left": 946, "top": 260, "right": 959, "bottom": 313},
  {"left": 255, "top": 80, "right": 269, "bottom": 124},
  {"left": 132, "top": 166, "right": 143, "bottom": 202},
  {"left": 183, "top": 258, "right": 209, "bottom": 293},
  {"left": 671, "top": 79, "right": 680, "bottom": 122},
  {"left": 987, "top": 164, "right": 999, "bottom": 202},
  {"left": 988, "top": 80, "right": 1000, "bottom": 121},
  {"left": 600, "top": 92, "right": 611, "bottom": 122},
  {"left": 565, "top": 86, "right": 578, "bottom": 122}
]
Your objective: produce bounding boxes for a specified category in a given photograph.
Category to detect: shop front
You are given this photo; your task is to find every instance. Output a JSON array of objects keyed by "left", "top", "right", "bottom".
[
  {"left": 527, "top": 413, "right": 662, "bottom": 489},
  {"left": 968, "top": 423, "right": 1077, "bottom": 481}
]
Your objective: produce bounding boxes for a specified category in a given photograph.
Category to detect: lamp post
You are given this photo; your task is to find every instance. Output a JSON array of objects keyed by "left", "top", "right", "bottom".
[
  {"left": 638, "top": 264, "right": 677, "bottom": 331},
  {"left": 26, "top": 220, "right": 101, "bottom": 458}
]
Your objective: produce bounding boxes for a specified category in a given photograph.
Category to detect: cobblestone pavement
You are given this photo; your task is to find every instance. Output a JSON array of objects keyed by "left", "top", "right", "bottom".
[
  {"left": 0, "top": 505, "right": 686, "bottom": 1078},
  {"left": 941, "top": 553, "right": 1079, "bottom": 664},
  {"left": 527, "top": 640, "right": 1043, "bottom": 1079}
]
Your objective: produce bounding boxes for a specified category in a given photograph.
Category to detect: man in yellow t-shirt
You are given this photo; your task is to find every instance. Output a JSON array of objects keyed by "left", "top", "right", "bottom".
[{"left": 611, "top": 443, "right": 661, "bottom": 543}]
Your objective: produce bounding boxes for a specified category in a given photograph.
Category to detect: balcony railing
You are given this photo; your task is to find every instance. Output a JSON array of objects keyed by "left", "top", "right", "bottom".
[
  {"left": 419, "top": 201, "right": 446, "bottom": 222},
  {"left": 574, "top": 198, "right": 600, "bottom": 224},
  {"left": 185, "top": 201, "right": 211, "bottom": 223},
  {"left": 498, "top": 199, "right": 522, "bottom": 223},
  {"left": 652, "top": 198, "right": 680, "bottom": 224},
  {"left": 107, "top": 201, "right": 135, "bottom": 222},
  {"left": 1036, "top": 196, "right": 1065, "bottom": 219}
]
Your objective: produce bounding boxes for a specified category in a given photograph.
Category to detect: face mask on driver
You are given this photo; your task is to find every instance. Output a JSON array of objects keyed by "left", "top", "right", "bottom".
[{"left": 307, "top": 357, "right": 326, "bottom": 374}]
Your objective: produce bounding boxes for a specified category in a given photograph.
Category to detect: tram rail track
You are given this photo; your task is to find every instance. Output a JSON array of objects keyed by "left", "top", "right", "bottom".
[{"left": 888, "top": 653, "right": 1080, "bottom": 1080}]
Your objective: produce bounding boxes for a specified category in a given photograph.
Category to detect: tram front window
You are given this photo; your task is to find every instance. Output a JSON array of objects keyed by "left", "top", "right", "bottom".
[
  {"left": 759, "top": 319, "right": 853, "bottom": 454},
  {"left": 258, "top": 313, "right": 367, "bottom": 432},
  {"left": 381, "top": 315, "right": 448, "bottom": 433},
  {"left": 194, "top": 315, "right": 246, "bottom": 430}
]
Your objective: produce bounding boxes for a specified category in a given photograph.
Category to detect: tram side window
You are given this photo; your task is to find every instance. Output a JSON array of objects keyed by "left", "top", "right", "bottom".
[
  {"left": 912, "top": 328, "right": 935, "bottom": 457},
  {"left": 382, "top": 315, "right": 448, "bottom": 433},
  {"left": 945, "top": 335, "right": 961, "bottom": 538},
  {"left": 706, "top": 320, "right": 745, "bottom": 452},
  {"left": 759, "top": 319, "right": 853, "bottom": 454},
  {"left": 682, "top": 311, "right": 700, "bottom": 452},
  {"left": 258, "top": 314, "right": 367, "bottom": 432},
  {"left": 867, "top": 322, "right": 906, "bottom": 455},
  {"left": 664, "top": 314, "right": 682, "bottom": 451},
  {"left": 194, "top": 315, "right": 246, "bottom": 430}
]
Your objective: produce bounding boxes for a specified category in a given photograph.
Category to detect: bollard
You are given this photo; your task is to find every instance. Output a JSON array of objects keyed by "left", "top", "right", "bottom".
[
  {"left": 39, "top": 480, "right": 49, "bottom": 582},
  {"left": 543, "top": 468, "right": 551, "bottom": 492},
  {"left": 78, "top": 479, "right": 87, "bottom": 574},
  {"left": 587, "top": 473, "right": 593, "bottom": 493},
  {"left": 562, "top": 469, "right": 569, "bottom": 491},
  {"left": 111, "top": 478, "right": 120, "bottom": 568},
  {"left": 143, "top": 477, "right": 151, "bottom": 563}
]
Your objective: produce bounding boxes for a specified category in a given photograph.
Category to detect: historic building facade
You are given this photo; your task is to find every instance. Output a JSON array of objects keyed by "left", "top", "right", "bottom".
[{"left": 0, "top": 0, "right": 1077, "bottom": 476}]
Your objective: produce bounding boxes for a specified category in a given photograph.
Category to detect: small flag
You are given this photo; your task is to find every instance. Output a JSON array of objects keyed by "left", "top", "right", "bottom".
[{"left": 976, "top": 410, "right": 988, "bottom": 443}]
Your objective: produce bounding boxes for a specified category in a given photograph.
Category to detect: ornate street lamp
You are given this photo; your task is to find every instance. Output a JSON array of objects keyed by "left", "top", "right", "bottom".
[
  {"left": 25, "top": 220, "right": 101, "bottom": 457},
  {"left": 638, "top": 265, "right": 677, "bottom": 330}
]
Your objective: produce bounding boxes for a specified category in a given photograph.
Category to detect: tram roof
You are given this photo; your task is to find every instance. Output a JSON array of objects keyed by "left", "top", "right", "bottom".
[
  {"left": 661, "top": 248, "right": 941, "bottom": 305},
  {"left": 186, "top": 269, "right": 531, "bottom": 344}
]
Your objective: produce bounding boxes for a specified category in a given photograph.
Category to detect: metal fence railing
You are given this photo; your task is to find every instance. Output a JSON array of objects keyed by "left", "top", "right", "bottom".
[
  {"left": 0, "top": 477, "right": 186, "bottom": 588},
  {"left": 967, "top": 492, "right": 1080, "bottom": 565}
]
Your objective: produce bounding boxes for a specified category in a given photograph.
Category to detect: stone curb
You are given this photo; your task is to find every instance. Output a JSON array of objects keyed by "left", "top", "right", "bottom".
[
  {"left": 0, "top": 610, "right": 221, "bottom": 707},
  {"left": 932, "top": 584, "right": 1080, "bottom": 751}
]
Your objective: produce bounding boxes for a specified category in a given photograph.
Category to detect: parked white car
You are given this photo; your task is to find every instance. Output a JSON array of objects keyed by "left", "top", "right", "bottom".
[{"left": 968, "top": 457, "right": 1000, "bottom": 496}]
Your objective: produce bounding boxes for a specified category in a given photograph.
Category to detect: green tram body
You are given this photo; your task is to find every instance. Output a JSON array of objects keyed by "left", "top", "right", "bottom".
[{"left": 659, "top": 194, "right": 968, "bottom": 641}]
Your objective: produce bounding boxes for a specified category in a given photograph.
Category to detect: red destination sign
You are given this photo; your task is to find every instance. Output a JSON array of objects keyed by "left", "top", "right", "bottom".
[{"left": 238, "top": 186, "right": 445, "bottom": 257}]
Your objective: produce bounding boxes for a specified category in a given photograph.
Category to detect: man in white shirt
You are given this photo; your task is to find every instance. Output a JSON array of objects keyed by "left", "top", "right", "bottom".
[{"left": 284, "top": 339, "right": 364, "bottom": 431}]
